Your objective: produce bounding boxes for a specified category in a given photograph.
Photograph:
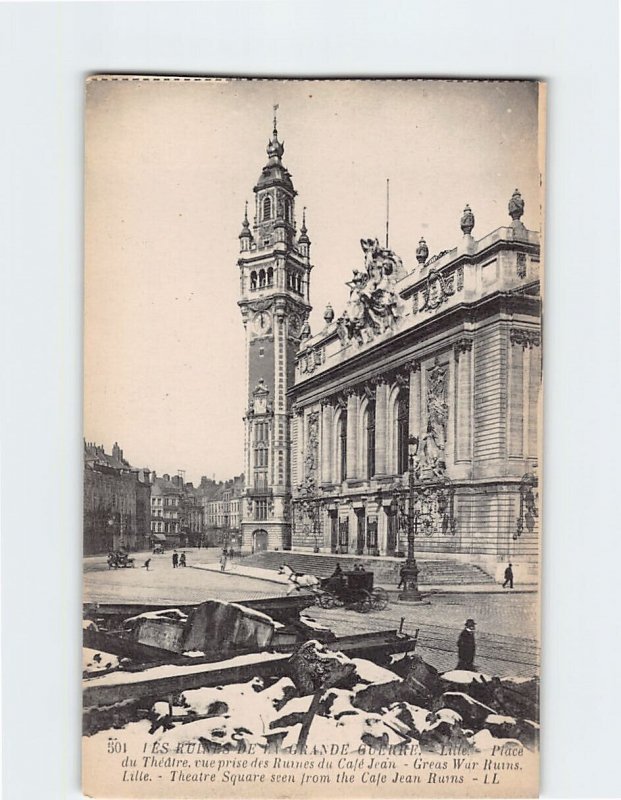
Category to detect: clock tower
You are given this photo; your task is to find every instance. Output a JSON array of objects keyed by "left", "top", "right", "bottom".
[{"left": 238, "top": 110, "right": 313, "bottom": 553}]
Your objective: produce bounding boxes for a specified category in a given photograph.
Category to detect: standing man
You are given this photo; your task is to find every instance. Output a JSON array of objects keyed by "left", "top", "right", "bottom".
[
  {"left": 172, "top": 550, "right": 179, "bottom": 569},
  {"left": 457, "top": 619, "right": 476, "bottom": 671},
  {"left": 502, "top": 563, "right": 514, "bottom": 589}
]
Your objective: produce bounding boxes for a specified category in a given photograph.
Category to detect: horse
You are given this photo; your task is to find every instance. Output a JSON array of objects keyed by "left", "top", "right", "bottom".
[{"left": 277, "top": 564, "right": 321, "bottom": 596}]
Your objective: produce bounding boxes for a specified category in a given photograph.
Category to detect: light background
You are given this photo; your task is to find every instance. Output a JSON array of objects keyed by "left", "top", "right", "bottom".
[
  {"left": 84, "top": 78, "right": 540, "bottom": 482},
  {"left": 1, "top": 1, "right": 619, "bottom": 798}
]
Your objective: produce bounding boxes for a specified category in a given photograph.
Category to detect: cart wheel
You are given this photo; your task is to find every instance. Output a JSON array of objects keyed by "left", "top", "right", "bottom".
[
  {"left": 318, "top": 592, "right": 334, "bottom": 609},
  {"left": 355, "top": 591, "right": 373, "bottom": 613},
  {"left": 372, "top": 589, "right": 389, "bottom": 611}
]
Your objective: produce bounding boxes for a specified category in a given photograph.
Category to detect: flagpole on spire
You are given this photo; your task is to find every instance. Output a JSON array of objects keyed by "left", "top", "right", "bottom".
[
  {"left": 386, "top": 178, "right": 390, "bottom": 249},
  {"left": 273, "top": 103, "right": 279, "bottom": 134}
]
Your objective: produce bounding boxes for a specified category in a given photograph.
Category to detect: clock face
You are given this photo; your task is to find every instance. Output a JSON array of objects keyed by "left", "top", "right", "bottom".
[{"left": 253, "top": 310, "right": 272, "bottom": 336}]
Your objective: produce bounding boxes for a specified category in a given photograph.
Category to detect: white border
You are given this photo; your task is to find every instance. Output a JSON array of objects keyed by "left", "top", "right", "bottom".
[{"left": 0, "top": 2, "right": 619, "bottom": 798}]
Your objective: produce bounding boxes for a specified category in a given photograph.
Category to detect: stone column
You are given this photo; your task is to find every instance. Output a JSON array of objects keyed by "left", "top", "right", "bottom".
[
  {"left": 320, "top": 401, "right": 333, "bottom": 485},
  {"left": 454, "top": 339, "right": 473, "bottom": 461},
  {"left": 408, "top": 362, "right": 421, "bottom": 443},
  {"left": 374, "top": 379, "right": 388, "bottom": 476},
  {"left": 346, "top": 391, "right": 359, "bottom": 480}
]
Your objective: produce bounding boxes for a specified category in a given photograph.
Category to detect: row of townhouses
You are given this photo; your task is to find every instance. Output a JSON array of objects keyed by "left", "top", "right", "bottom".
[{"left": 83, "top": 440, "right": 244, "bottom": 553}]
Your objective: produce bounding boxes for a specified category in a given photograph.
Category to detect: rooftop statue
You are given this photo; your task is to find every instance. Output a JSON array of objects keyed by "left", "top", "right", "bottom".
[{"left": 337, "top": 238, "right": 404, "bottom": 345}]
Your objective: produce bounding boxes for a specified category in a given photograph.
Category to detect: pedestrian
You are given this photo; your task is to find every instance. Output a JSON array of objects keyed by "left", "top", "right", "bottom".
[
  {"left": 143, "top": 558, "right": 151, "bottom": 571},
  {"left": 220, "top": 551, "right": 228, "bottom": 572},
  {"left": 172, "top": 550, "right": 178, "bottom": 569},
  {"left": 397, "top": 564, "right": 406, "bottom": 589},
  {"left": 502, "top": 562, "right": 514, "bottom": 589},
  {"left": 180, "top": 552, "right": 186, "bottom": 567},
  {"left": 457, "top": 619, "right": 476, "bottom": 671}
]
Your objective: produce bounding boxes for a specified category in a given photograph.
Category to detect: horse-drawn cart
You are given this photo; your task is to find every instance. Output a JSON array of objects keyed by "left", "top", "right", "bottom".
[{"left": 317, "top": 570, "right": 389, "bottom": 613}]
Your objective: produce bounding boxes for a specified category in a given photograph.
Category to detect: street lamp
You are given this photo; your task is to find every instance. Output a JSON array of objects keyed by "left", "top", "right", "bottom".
[{"left": 399, "top": 435, "right": 424, "bottom": 601}]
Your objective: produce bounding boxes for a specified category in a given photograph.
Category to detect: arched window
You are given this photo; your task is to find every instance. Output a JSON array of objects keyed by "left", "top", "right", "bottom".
[
  {"left": 250, "top": 271, "right": 257, "bottom": 290},
  {"left": 258, "top": 269, "right": 266, "bottom": 288},
  {"left": 340, "top": 411, "right": 348, "bottom": 482},
  {"left": 295, "top": 274, "right": 302, "bottom": 294},
  {"left": 366, "top": 400, "right": 376, "bottom": 478},
  {"left": 397, "top": 388, "right": 409, "bottom": 475},
  {"left": 262, "top": 195, "right": 272, "bottom": 220},
  {"left": 267, "top": 266, "right": 274, "bottom": 286}
]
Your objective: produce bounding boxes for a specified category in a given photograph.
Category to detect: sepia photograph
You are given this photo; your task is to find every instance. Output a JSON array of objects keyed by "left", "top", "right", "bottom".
[{"left": 82, "top": 77, "right": 544, "bottom": 798}]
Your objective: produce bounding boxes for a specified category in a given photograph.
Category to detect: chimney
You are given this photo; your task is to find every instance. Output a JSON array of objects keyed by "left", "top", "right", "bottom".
[{"left": 163, "top": 473, "right": 170, "bottom": 482}]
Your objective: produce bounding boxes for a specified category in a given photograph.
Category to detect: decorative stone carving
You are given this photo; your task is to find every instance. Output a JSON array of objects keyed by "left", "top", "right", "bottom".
[
  {"left": 460, "top": 204, "right": 475, "bottom": 235},
  {"left": 416, "top": 237, "right": 429, "bottom": 265},
  {"left": 304, "top": 411, "right": 320, "bottom": 484},
  {"left": 299, "top": 319, "right": 311, "bottom": 341},
  {"left": 291, "top": 403, "right": 303, "bottom": 417},
  {"left": 426, "top": 249, "right": 451, "bottom": 267},
  {"left": 323, "top": 303, "right": 335, "bottom": 325},
  {"left": 415, "top": 269, "right": 456, "bottom": 314},
  {"left": 337, "top": 238, "right": 404, "bottom": 345},
  {"left": 363, "top": 383, "right": 376, "bottom": 400},
  {"left": 456, "top": 266, "right": 464, "bottom": 291},
  {"left": 421, "top": 361, "right": 449, "bottom": 476},
  {"left": 299, "top": 346, "right": 324, "bottom": 375},
  {"left": 514, "top": 474, "right": 538, "bottom": 540},
  {"left": 411, "top": 360, "right": 421, "bottom": 373},
  {"left": 335, "top": 393, "right": 348, "bottom": 410},
  {"left": 453, "top": 336, "right": 473, "bottom": 360},
  {"left": 510, "top": 328, "right": 541, "bottom": 349},
  {"left": 508, "top": 189, "right": 525, "bottom": 221},
  {"left": 517, "top": 252, "right": 527, "bottom": 278}
]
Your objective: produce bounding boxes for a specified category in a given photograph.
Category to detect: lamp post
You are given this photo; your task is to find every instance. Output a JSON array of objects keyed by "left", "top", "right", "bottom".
[{"left": 399, "top": 435, "right": 424, "bottom": 601}]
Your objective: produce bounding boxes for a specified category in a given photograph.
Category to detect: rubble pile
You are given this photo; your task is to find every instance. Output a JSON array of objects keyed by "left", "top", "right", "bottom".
[{"left": 135, "top": 641, "right": 539, "bottom": 753}]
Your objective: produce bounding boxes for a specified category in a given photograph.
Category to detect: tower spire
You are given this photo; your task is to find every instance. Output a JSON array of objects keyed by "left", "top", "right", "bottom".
[{"left": 266, "top": 104, "right": 284, "bottom": 162}]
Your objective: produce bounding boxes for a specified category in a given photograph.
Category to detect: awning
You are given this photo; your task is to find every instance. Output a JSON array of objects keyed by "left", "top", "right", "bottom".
[{"left": 152, "top": 534, "right": 166, "bottom": 542}]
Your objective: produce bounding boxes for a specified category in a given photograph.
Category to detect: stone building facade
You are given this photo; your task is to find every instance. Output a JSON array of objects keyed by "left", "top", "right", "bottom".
[
  {"left": 83, "top": 442, "right": 151, "bottom": 555},
  {"left": 289, "top": 199, "right": 541, "bottom": 579}
]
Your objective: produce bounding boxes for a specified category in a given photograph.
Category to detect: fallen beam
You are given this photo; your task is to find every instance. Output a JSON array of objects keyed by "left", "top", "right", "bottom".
[{"left": 83, "top": 651, "right": 289, "bottom": 707}]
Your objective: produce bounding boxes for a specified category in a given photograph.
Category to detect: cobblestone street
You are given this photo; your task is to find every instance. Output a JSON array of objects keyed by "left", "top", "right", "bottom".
[{"left": 84, "top": 549, "right": 538, "bottom": 678}]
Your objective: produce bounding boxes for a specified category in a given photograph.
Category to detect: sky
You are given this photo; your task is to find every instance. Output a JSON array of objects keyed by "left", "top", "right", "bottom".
[{"left": 84, "top": 78, "right": 542, "bottom": 483}]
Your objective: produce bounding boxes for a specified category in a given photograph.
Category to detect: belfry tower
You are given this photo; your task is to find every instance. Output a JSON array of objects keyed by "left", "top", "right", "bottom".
[{"left": 238, "top": 109, "right": 313, "bottom": 553}]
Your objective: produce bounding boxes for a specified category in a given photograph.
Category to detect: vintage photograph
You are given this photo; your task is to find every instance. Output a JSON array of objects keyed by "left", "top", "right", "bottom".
[{"left": 82, "top": 78, "right": 544, "bottom": 798}]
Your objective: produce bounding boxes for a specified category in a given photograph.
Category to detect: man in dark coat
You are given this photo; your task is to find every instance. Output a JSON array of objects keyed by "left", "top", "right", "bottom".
[
  {"left": 457, "top": 619, "right": 476, "bottom": 670},
  {"left": 172, "top": 550, "right": 178, "bottom": 568},
  {"left": 502, "top": 563, "right": 514, "bottom": 589}
]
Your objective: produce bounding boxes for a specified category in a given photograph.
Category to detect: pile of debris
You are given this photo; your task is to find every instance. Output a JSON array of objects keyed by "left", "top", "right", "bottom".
[{"left": 122, "top": 640, "right": 539, "bottom": 753}]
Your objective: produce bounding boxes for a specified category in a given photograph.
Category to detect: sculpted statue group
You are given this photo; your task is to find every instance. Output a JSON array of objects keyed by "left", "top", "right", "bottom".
[{"left": 336, "top": 238, "right": 404, "bottom": 345}]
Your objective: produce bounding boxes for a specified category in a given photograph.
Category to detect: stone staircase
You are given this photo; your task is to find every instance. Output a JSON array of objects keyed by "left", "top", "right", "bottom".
[{"left": 237, "top": 551, "right": 496, "bottom": 586}]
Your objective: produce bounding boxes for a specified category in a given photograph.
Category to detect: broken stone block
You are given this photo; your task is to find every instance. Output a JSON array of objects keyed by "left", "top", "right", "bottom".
[
  {"left": 418, "top": 719, "right": 473, "bottom": 754},
  {"left": 401, "top": 655, "right": 443, "bottom": 704},
  {"left": 318, "top": 688, "right": 357, "bottom": 718},
  {"left": 270, "top": 695, "right": 314, "bottom": 729},
  {"left": 182, "top": 600, "right": 275, "bottom": 654},
  {"left": 306, "top": 710, "right": 410, "bottom": 750},
  {"left": 482, "top": 713, "right": 520, "bottom": 741},
  {"left": 440, "top": 692, "right": 497, "bottom": 729},
  {"left": 479, "top": 676, "right": 539, "bottom": 722},
  {"left": 350, "top": 658, "right": 400, "bottom": 686},
  {"left": 287, "top": 641, "right": 358, "bottom": 694},
  {"left": 469, "top": 728, "right": 523, "bottom": 753},
  {"left": 123, "top": 610, "right": 188, "bottom": 653},
  {"left": 352, "top": 680, "right": 419, "bottom": 713},
  {"left": 514, "top": 718, "right": 540, "bottom": 750}
]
